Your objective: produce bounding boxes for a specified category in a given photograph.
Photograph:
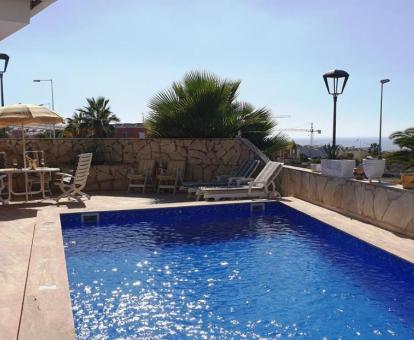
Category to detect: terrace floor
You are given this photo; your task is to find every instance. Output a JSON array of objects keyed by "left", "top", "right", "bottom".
[{"left": 1, "top": 192, "right": 414, "bottom": 339}]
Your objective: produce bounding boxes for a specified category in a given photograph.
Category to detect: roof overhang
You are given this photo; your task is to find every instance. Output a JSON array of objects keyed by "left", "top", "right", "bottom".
[{"left": 0, "top": 0, "right": 56, "bottom": 41}]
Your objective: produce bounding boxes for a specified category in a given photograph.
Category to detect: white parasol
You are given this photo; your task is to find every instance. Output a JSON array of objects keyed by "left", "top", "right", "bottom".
[{"left": 0, "top": 104, "right": 65, "bottom": 167}]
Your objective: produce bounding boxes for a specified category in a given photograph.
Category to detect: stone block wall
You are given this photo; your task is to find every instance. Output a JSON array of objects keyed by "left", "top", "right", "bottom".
[
  {"left": 0, "top": 138, "right": 255, "bottom": 191},
  {"left": 278, "top": 165, "right": 414, "bottom": 238}
]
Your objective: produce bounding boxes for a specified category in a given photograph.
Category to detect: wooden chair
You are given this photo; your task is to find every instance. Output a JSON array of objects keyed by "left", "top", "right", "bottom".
[
  {"left": 127, "top": 159, "right": 155, "bottom": 193},
  {"left": 55, "top": 153, "right": 93, "bottom": 203},
  {"left": 156, "top": 160, "right": 186, "bottom": 195}
]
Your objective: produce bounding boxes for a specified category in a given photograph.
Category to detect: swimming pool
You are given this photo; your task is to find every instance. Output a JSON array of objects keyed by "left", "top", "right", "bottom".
[{"left": 61, "top": 202, "right": 414, "bottom": 338}]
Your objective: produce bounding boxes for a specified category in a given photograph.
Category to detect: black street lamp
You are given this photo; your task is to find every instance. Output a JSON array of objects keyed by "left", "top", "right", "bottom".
[
  {"left": 323, "top": 69, "right": 349, "bottom": 156},
  {"left": 0, "top": 53, "right": 10, "bottom": 107},
  {"left": 379, "top": 79, "right": 390, "bottom": 158}
]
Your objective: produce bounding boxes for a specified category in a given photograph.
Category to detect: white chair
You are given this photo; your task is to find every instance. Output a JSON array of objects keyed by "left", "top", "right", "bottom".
[
  {"left": 0, "top": 152, "right": 7, "bottom": 204},
  {"left": 157, "top": 160, "right": 186, "bottom": 195},
  {"left": 128, "top": 159, "right": 156, "bottom": 193},
  {"left": 196, "top": 161, "right": 283, "bottom": 201},
  {"left": 55, "top": 153, "right": 93, "bottom": 203}
]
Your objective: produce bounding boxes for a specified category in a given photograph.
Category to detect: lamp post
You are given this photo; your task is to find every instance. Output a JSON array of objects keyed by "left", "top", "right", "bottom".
[
  {"left": 33, "top": 79, "right": 55, "bottom": 137},
  {"left": 379, "top": 79, "right": 390, "bottom": 158},
  {"left": 0, "top": 54, "right": 10, "bottom": 107},
  {"left": 33, "top": 79, "right": 54, "bottom": 110},
  {"left": 323, "top": 69, "right": 349, "bottom": 157}
]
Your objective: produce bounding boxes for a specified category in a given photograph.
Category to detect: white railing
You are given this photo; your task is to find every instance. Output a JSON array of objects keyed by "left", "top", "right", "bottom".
[{"left": 239, "top": 137, "right": 270, "bottom": 164}]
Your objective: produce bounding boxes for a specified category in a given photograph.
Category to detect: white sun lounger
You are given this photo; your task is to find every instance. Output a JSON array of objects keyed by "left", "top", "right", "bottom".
[
  {"left": 196, "top": 161, "right": 283, "bottom": 201},
  {"left": 182, "top": 159, "right": 260, "bottom": 196}
]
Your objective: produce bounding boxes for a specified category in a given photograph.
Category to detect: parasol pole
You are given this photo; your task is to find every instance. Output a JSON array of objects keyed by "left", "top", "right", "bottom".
[{"left": 22, "top": 124, "right": 26, "bottom": 168}]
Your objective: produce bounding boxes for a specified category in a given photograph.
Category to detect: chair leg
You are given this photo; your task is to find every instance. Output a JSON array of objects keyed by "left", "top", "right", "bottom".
[
  {"left": 55, "top": 191, "right": 68, "bottom": 203},
  {"left": 28, "top": 180, "right": 33, "bottom": 198},
  {"left": 78, "top": 191, "right": 90, "bottom": 200},
  {"left": 74, "top": 194, "right": 83, "bottom": 203},
  {"left": 143, "top": 176, "right": 147, "bottom": 194}
]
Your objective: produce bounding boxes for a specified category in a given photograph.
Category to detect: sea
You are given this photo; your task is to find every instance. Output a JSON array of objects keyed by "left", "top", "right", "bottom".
[{"left": 293, "top": 137, "right": 398, "bottom": 151}]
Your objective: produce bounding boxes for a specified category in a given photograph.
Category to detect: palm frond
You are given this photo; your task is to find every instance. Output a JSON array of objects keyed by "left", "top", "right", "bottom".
[{"left": 146, "top": 70, "right": 279, "bottom": 149}]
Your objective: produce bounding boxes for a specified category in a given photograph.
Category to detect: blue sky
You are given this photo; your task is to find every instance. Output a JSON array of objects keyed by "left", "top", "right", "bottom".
[{"left": 0, "top": 0, "right": 412, "bottom": 140}]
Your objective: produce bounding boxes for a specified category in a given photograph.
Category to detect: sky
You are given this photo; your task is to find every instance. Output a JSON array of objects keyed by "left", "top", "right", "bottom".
[{"left": 0, "top": 0, "right": 413, "bottom": 141}]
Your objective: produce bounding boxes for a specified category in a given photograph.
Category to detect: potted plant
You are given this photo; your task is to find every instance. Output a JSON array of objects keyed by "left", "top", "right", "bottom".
[
  {"left": 309, "top": 158, "right": 321, "bottom": 172},
  {"left": 353, "top": 166, "right": 365, "bottom": 180},
  {"left": 363, "top": 157, "right": 385, "bottom": 183},
  {"left": 401, "top": 169, "right": 414, "bottom": 189},
  {"left": 362, "top": 143, "right": 385, "bottom": 182},
  {"left": 321, "top": 144, "right": 356, "bottom": 178}
]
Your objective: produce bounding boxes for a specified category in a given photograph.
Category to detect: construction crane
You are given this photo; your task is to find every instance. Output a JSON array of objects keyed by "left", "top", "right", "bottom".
[
  {"left": 273, "top": 114, "right": 291, "bottom": 119},
  {"left": 276, "top": 122, "right": 321, "bottom": 146},
  {"left": 237, "top": 114, "right": 291, "bottom": 137}
]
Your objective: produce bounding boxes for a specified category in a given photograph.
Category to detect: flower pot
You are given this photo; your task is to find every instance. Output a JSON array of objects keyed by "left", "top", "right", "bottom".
[
  {"left": 321, "top": 159, "right": 356, "bottom": 178},
  {"left": 401, "top": 173, "right": 414, "bottom": 189},
  {"left": 362, "top": 159, "right": 385, "bottom": 182},
  {"left": 310, "top": 163, "right": 321, "bottom": 172},
  {"left": 353, "top": 167, "right": 365, "bottom": 180}
]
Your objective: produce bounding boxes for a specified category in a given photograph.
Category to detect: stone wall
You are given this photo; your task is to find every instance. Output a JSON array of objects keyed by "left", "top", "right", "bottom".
[
  {"left": 278, "top": 166, "right": 414, "bottom": 238},
  {"left": 0, "top": 138, "right": 255, "bottom": 191}
]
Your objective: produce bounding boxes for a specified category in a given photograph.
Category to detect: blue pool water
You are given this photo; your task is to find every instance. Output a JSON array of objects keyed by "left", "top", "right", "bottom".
[{"left": 61, "top": 203, "right": 414, "bottom": 339}]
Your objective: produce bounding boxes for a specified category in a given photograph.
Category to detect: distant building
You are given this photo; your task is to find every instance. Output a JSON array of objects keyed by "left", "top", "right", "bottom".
[
  {"left": 113, "top": 123, "right": 147, "bottom": 139},
  {"left": 298, "top": 145, "right": 369, "bottom": 160},
  {"left": 298, "top": 145, "right": 326, "bottom": 159}
]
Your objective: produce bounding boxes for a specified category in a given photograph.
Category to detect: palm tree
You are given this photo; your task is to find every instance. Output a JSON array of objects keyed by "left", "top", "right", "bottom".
[
  {"left": 387, "top": 127, "right": 414, "bottom": 168},
  {"left": 65, "top": 97, "right": 120, "bottom": 137},
  {"left": 322, "top": 144, "right": 342, "bottom": 159},
  {"left": 64, "top": 112, "right": 87, "bottom": 137},
  {"left": 389, "top": 127, "right": 414, "bottom": 150},
  {"left": 368, "top": 143, "right": 380, "bottom": 157},
  {"left": 146, "top": 71, "right": 289, "bottom": 152}
]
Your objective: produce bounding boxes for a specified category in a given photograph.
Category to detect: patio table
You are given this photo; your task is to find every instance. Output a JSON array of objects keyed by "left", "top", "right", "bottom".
[{"left": 0, "top": 167, "right": 60, "bottom": 203}]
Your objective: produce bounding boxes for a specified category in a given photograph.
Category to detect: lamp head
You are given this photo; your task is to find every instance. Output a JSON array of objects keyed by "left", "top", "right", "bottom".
[
  {"left": 380, "top": 79, "right": 390, "bottom": 84},
  {"left": 33, "top": 79, "right": 41, "bottom": 82},
  {"left": 0, "top": 53, "right": 10, "bottom": 73},
  {"left": 323, "top": 69, "right": 350, "bottom": 95}
]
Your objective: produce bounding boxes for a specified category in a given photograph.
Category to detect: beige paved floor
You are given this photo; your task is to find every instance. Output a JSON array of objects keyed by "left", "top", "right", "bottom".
[
  {"left": 0, "top": 206, "right": 36, "bottom": 340},
  {"left": 1, "top": 193, "right": 414, "bottom": 339}
]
